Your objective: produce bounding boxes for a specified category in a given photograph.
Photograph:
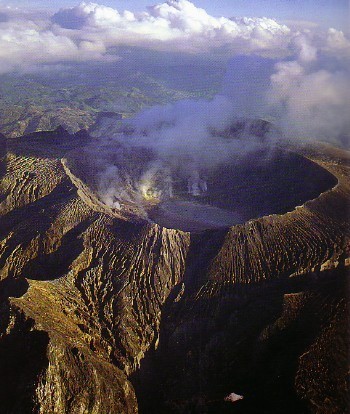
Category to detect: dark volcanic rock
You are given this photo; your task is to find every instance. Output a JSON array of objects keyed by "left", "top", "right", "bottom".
[{"left": 0, "top": 132, "right": 348, "bottom": 413}]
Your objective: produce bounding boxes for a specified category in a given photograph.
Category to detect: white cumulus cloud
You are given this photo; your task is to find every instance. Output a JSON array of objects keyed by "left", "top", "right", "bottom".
[
  {"left": 0, "top": 0, "right": 297, "bottom": 73},
  {"left": 50, "top": 1, "right": 293, "bottom": 55},
  {"left": 268, "top": 57, "right": 350, "bottom": 146}
]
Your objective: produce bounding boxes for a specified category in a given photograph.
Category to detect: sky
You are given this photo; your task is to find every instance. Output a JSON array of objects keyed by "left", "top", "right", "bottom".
[
  {"left": 3, "top": 0, "right": 349, "bottom": 31},
  {"left": 0, "top": 0, "right": 349, "bottom": 145}
]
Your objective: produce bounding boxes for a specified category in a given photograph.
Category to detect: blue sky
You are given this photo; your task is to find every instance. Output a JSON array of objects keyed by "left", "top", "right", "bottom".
[
  {"left": 4, "top": 0, "right": 349, "bottom": 31},
  {"left": 0, "top": 0, "right": 348, "bottom": 144}
]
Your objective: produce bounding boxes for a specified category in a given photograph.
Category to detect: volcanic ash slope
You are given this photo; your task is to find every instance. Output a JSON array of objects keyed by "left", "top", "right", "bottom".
[{"left": 0, "top": 129, "right": 349, "bottom": 414}]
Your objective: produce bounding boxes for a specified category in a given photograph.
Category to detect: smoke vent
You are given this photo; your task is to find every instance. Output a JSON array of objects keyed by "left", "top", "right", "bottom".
[{"left": 66, "top": 144, "right": 337, "bottom": 232}]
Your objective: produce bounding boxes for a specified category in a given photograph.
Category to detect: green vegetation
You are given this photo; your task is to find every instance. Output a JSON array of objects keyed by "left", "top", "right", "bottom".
[{"left": 0, "top": 63, "right": 221, "bottom": 138}]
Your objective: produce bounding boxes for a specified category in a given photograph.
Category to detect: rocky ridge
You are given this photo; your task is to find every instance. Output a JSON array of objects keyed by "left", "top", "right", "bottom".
[{"left": 0, "top": 128, "right": 348, "bottom": 413}]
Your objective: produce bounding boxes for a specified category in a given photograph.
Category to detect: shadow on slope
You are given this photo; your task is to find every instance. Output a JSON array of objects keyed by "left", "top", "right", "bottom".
[
  {"left": 0, "top": 306, "right": 49, "bottom": 414},
  {"left": 6, "top": 126, "right": 91, "bottom": 160},
  {"left": 131, "top": 264, "right": 348, "bottom": 414}
]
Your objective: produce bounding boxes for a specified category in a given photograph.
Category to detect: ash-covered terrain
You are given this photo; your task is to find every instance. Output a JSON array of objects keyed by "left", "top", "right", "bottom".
[
  {"left": 0, "top": 1, "right": 349, "bottom": 413},
  {"left": 67, "top": 119, "right": 337, "bottom": 232},
  {"left": 0, "top": 121, "right": 348, "bottom": 413}
]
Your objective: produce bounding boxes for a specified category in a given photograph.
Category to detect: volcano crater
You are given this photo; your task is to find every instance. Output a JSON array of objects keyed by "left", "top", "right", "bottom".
[{"left": 66, "top": 145, "right": 337, "bottom": 232}]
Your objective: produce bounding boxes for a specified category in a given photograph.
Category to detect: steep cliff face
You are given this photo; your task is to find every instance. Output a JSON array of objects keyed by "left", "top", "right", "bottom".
[{"left": 0, "top": 130, "right": 348, "bottom": 413}]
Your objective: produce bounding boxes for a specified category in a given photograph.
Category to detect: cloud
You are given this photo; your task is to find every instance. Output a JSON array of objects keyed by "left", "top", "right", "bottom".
[
  {"left": 51, "top": 5, "right": 90, "bottom": 29},
  {"left": 0, "top": 5, "right": 112, "bottom": 73},
  {"left": 0, "top": 12, "right": 8, "bottom": 23},
  {"left": 325, "top": 28, "right": 350, "bottom": 57},
  {"left": 94, "top": 93, "right": 273, "bottom": 181},
  {"left": 91, "top": 50, "right": 349, "bottom": 211},
  {"left": 0, "top": 0, "right": 295, "bottom": 73},
  {"left": 128, "top": 95, "right": 239, "bottom": 163},
  {"left": 293, "top": 34, "right": 318, "bottom": 62},
  {"left": 76, "top": 11, "right": 350, "bottom": 211},
  {"left": 88, "top": 93, "right": 275, "bottom": 210},
  {"left": 0, "top": 1, "right": 349, "bottom": 74},
  {"left": 0, "top": 0, "right": 349, "bottom": 152},
  {"left": 267, "top": 47, "right": 350, "bottom": 146},
  {"left": 50, "top": 1, "right": 293, "bottom": 55},
  {"left": 0, "top": 25, "right": 109, "bottom": 74}
]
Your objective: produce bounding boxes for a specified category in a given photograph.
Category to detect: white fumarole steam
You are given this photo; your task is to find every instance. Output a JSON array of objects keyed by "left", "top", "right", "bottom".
[{"left": 93, "top": 30, "right": 349, "bottom": 211}]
